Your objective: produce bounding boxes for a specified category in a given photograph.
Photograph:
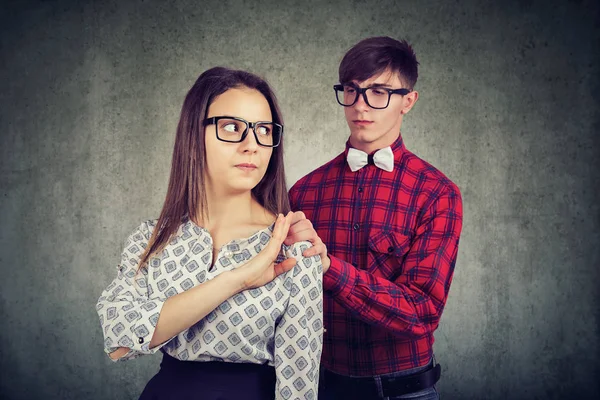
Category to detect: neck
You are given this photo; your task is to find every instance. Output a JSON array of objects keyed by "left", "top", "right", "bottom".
[
  {"left": 349, "top": 131, "right": 401, "bottom": 154},
  {"left": 349, "top": 118, "right": 403, "bottom": 154},
  {"left": 201, "top": 186, "right": 259, "bottom": 231}
]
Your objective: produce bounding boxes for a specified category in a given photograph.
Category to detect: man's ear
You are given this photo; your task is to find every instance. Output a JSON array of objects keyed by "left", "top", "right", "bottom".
[{"left": 401, "top": 91, "right": 419, "bottom": 114}]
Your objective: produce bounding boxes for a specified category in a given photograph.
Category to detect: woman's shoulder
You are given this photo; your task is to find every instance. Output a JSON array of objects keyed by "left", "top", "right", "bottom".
[
  {"left": 125, "top": 219, "right": 159, "bottom": 243},
  {"left": 283, "top": 241, "right": 321, "bottom": 272},
  {"left": 281, "top": 241, "right": 322, "bottom": 296}
]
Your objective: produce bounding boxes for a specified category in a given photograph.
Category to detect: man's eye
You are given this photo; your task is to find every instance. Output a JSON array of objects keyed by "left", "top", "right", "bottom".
[
  {"left": 371, "top": 89, "right": 385, "bottom": 95},
  {"left": 344, "top": 87, "right": 356, "bottom": 94}
]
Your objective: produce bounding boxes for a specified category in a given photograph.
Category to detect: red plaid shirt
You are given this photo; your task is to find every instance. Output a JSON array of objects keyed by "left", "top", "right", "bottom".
[{"left": 289, "top": 134, "right": 463, "bottom": 376}]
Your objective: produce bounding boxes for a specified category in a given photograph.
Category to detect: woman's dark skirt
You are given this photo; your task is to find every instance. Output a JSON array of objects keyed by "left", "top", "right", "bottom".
[{"left": 139, "top": 352, "right": 276, "bottom": 400}]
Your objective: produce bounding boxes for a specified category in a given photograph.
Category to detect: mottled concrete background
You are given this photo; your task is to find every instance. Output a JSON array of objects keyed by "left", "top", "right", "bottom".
[{"left": 1, "top": 0, "right": 598, "bottom": 399}]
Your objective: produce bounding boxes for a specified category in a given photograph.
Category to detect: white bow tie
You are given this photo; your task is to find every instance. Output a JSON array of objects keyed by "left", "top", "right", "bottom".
[{"left": 347, "top": 147, "right": 394, "bottom": 172}]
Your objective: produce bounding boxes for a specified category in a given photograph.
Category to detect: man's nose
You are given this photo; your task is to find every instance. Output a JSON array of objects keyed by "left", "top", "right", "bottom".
[{"left": 353, "top": 92, "right": 370, "bottom": 112}]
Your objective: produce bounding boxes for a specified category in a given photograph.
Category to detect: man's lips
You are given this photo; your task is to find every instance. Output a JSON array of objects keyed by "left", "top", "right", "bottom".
[{"left": 353, "top": 120, "right": 374, "bottom": 126}]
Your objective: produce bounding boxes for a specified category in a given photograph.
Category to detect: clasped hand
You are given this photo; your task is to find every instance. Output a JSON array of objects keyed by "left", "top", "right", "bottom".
[{"left": 234, "top": 211, "right": 330, "bottom": 291}]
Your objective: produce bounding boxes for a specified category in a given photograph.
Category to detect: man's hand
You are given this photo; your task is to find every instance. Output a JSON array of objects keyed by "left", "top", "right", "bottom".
[{"left": 284, "top": 211, "right": 331, "bottom": 274}]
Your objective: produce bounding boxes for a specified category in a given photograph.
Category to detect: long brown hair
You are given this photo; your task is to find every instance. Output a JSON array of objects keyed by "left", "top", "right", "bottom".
[{"left": 137, "top": 67, "right": 291, "bottom": 270}]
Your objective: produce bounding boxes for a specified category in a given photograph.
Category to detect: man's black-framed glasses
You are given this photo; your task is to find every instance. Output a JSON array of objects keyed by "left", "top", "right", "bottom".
[
  {"left": 333, "top": 84, "right": 411, "bottom": 109},
  {"left": 203, "top": 116, "right": 283, "bottom": 148}
]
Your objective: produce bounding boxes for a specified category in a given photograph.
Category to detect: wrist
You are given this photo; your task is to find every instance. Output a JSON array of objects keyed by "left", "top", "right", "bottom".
[
  {"left": 219, "top": 270, "right": 247, "bottom": 294},
  {"left": 323, "top": 255, "right": 331, "bottom": 274}
]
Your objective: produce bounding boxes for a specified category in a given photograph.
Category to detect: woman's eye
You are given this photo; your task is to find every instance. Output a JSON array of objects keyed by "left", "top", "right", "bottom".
[
  {"left": 257, "top": 126, "right": 271, "bottom": 135},
  {"left": 222, "top": 123, "right": 238, "bottom": 133}
]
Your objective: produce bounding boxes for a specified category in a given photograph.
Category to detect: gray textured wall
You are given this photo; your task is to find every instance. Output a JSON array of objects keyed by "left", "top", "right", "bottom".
[{"left": 1, "top": 0, "right": 598, "bottom": 399}]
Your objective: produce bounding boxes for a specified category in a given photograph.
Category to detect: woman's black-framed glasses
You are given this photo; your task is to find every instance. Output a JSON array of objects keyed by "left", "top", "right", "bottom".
[
  {"left": 333, "top": 84, "right": 411, "bottom": 109},
  {"left": 203, "top": 116, "right": 283, "bottom": 148}
]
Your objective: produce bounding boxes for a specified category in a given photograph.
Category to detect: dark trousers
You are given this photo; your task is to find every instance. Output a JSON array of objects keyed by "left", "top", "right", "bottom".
[
  {"left": 139, "top": 353, "right": 276, "bottom": 400},
  {"left": 318, "top": 358, "right": 439, "bottom": 400}
]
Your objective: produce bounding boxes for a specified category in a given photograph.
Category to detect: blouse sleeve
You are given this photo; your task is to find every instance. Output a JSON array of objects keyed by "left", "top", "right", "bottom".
[
  {"left": 273, "top": 241, "right": 324, "bottom": 400},
  {"left": 95, "top": 221, "right": 170, "bottom": 361}
]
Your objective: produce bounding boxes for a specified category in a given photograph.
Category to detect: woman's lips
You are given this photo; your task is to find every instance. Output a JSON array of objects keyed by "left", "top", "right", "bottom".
[{"left": 235, "top": 163, "right": 257, "bottom": 171}]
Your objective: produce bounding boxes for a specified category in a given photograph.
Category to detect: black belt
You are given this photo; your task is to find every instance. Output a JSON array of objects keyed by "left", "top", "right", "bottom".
[
  {"left": 322, "top": 362, "right": 441, "bottom": 398},
  {"left": 380, "top": 363, "right": 441, "bottom": 397}
]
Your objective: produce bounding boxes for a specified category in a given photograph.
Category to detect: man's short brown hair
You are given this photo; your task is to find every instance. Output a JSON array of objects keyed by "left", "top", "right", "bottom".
[{"left": 339, "top": 36, "right": 419, "bottom": 90}]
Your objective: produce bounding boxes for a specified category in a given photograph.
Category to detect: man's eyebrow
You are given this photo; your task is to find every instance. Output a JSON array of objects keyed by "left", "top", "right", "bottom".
[
  {"left": 346, "top": 81, "right": 395, "bottom": 88},
  {"left": 367, "top": 83, "right": 392, "bottom": 88}
]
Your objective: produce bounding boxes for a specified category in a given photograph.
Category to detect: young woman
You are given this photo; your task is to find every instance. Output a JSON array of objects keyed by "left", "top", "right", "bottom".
[{"left": 96, "top": 67, "right": 323, "bottom": 400}]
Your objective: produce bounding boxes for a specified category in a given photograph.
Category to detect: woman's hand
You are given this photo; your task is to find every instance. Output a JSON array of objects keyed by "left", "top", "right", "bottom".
[{"left": 232, "top": 212, "right": 298, "bottom": 290}]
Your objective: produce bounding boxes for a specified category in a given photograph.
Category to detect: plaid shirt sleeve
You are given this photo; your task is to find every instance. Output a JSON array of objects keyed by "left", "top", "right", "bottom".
[{"left": 293, "top": 184, "right": 463, "bottom": 338}]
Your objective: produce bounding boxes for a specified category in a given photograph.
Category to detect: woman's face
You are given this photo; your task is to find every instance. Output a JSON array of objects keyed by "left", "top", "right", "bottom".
[{"left": 204, "top": 87, "right": 275, "bottom": 196}]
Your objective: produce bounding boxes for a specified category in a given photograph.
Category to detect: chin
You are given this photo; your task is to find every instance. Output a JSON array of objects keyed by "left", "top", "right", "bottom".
[
  {"left": 230, "top": 181, "right": 262, "bottom": 194},
  {"left": 351, "top": 129, "right": 379, "bottom": 144}
]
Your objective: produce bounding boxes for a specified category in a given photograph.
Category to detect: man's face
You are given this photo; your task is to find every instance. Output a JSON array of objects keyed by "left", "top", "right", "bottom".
[{"left": 342, "top": 68, "right": 417, "bottom": 153}]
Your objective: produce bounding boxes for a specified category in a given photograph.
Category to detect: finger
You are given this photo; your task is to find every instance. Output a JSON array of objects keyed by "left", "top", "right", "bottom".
[
  {"left": 289, "top": 211, "right": 306, "bottom": 225},
  {"left": 273, "top": 257, "right": 296, "bottom": 276},
  {"left": 303, "top": 242, "right": 326, "bottom": 258},
  {"left": 261, "top": 214, "right": 284, "bottom": 259},
  {"left": 284, "top": 232, "right": 317, "bottom": 246},
  {"left": 274, "top": 212, "right": 294, "bottom": 246},
  {"left": 271, "top": 213, "right": 284, "bottom": 239},
  {"left": 273, "top": 212, "right": 292, "bottom": 239},
  {"left": 271, "top": 213, "right": 285, "bottom": 240},
  {"left": 265, "top": 213, "right": 293, "bottom": 259},
  {"left": 286, "top": 220, "right": 313, "bottom": 237},
  {"left": 283, "top": 220, "right": 316, "bottom": 245},
  {"left": 280, "top": 212, "right": 294, "bottom": 242}
]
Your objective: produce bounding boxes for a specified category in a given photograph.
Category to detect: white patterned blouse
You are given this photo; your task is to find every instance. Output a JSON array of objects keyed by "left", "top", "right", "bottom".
[{"left": 96, "top": 218, "right": 323, "bottom": 400}]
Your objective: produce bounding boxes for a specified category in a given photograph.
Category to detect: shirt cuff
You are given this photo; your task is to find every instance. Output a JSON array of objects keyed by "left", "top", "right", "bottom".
[
  {"left": 323, "top": 254, "right": 355, "bottom": 297},
  {"left": 105, "top": 298, "right": 167, "bottom": 361},
  {"left": 131, "top": 299, "right": 166, "bottom": 353}
]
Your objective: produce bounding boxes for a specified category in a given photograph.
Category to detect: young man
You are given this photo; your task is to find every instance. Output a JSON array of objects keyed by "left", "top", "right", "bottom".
[{"left": 285, "top": 37, "right": 463, "bottom": 399}]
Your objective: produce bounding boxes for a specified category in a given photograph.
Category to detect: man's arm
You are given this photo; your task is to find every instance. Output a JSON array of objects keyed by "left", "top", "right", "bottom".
[{"left": 289, "top": 185, "right": 463, "bottom": 338}]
